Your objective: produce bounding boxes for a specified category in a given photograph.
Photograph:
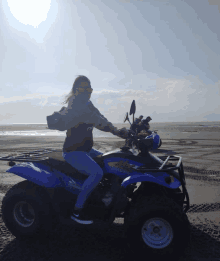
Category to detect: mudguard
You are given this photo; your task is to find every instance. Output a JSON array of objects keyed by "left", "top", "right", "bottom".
[
  {"left": 6, "top": 162, "right": 83, "bottom": 194},
  {"left": 121, "top": 172, "right": 181, "bottom": 189}
]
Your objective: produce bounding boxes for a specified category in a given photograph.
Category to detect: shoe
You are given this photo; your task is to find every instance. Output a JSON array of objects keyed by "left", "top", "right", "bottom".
[{"left": 71, "top": 209, "right": 93, "bottom": 225}]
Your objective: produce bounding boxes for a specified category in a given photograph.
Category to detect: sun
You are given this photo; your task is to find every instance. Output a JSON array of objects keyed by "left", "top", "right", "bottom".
[{"left": 7, "top": 0, "right": 51, "bottom": 28}]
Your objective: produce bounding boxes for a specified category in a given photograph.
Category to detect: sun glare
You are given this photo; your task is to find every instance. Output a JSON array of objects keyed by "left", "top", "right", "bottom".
[{"left": 7, "top": 0, "right": 51, "bottom": 28}]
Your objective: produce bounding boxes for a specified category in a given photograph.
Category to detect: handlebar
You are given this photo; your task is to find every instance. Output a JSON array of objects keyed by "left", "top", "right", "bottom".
[
  {"left": 129, "top": 129, "right": 136, "bottom": 135},
  {"left": 123, "top": 129, "right": 140, "bottom": 148}
]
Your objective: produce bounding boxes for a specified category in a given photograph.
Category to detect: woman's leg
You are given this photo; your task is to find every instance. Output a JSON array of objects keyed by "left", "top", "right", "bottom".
[
  {"left": 63, "top": 151, "right": 103, "bottom": 209},
  {"left": 86, "top": 148, "right": 103, "bottom": 158}
]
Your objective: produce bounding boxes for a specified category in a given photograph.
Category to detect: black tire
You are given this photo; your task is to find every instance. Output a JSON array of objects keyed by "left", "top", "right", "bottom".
[
  {"left": 158, "top": 139, "right": 162, "bottom": 148},
  {"left": 1, "top": 180, "right": 53, "bottom": 240},
  {"left": 124, "top": 195, "right": 191, "bottom": 260}
]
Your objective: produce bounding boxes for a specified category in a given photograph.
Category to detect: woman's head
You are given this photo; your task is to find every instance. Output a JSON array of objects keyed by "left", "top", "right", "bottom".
[{"left": 62, "top": 75, "right": 93, "bottom": 104}]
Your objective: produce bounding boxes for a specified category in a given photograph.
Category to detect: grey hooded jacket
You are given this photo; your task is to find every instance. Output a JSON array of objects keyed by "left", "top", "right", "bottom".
[{"left": 47, "top": 96, "right": 116, "bottom": 152}]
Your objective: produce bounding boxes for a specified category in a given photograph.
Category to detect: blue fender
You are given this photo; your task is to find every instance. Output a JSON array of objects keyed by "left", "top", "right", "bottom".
[
  {"left": 6, "top": 162, "right": 83, "bottom": 194},
  {"left": 121, "top": 172, "right": 181, "bottom": 189}
]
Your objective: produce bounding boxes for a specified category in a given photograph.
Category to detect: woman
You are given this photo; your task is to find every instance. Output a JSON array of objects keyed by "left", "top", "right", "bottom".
[{"left": 62, "top": 75, "right": 128, "bottom": 225}]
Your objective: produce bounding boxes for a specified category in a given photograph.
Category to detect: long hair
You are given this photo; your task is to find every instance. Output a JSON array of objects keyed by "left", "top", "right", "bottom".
[{"left": 62, "top": 75, "right": 90, "bottom": 105}]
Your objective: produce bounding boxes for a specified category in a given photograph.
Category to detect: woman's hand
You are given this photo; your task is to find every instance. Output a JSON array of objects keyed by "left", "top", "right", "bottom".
[
  {"left": 138, "top": 133, "right": 148, "bottom": 137},
  {"left": 117, "top": 127, "right": 130, "bottom": 139},
  {"left": 110, "top": 127, "right": 120, "bottom": 136},
  {"left": 138, "top": 130, "right": 151, "bottom": 137},
  {"left": 110, "top": 126, "right": 129, "bottom": 139}
]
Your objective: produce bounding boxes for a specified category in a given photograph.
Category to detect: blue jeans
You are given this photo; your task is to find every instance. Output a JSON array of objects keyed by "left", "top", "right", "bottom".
[{"left": 62, "top": 148, "right": 103, "bottom": 209}]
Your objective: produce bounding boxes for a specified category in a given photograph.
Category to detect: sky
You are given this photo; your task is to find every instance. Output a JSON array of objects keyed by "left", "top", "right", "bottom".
[{"left": 0, "top": 0, "right": 220, "bottom": 124}]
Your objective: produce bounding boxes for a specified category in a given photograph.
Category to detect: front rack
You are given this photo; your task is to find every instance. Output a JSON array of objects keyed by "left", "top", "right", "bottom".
[
  {"left": 136, "top": 155, "right": 182, "bottom": 172},
  {"left": 0, "top": 149, "right": 60, "bottom": 163},
  {"left": 136, "top": 155, "right": 190, "bottom": 213}
]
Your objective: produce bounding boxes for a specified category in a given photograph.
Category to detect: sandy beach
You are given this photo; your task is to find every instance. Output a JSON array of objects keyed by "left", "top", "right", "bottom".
[{"left": 0, "top": 123, "right": 220, "bottom": 260}]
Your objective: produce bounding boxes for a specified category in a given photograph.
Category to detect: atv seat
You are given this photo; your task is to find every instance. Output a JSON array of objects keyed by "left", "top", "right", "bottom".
[{"left": 43, "top": 151, "right": 104, "bottom": 181}]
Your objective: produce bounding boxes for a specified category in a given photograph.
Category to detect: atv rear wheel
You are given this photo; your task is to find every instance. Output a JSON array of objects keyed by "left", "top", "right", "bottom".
[
  {"left": 1, "top": 181, "right": 52, "bottom": 240},
  {"left": 124, "top": 195, "right": 191, "bottom": 260}
]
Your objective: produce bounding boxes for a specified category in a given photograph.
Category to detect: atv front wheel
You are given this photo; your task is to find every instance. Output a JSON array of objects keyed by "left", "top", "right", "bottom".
[
  {"left": 158, "top": 139, "right": 162, "bottom": 148},
  {"left": 124, "top": 195, "right": 191, "bottom": 260},
  {"left": 1, "top": 181, "right": 52, "bottom": 240}
]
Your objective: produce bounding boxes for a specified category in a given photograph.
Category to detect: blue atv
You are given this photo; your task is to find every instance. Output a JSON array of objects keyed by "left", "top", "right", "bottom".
[{"left": 0, "top": 100, "right": 190, "bottom": 259}]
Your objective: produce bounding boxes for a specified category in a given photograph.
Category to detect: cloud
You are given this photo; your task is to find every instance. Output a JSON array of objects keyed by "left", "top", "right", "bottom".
[
  {"left": 0, "top": 94, "right": 36, "bottom": 103},
  {"left": 105, "top": 99, "right": 113, "bottom": 105},
  {"left": 93, "top": 89, "right": 120, "bottom": 94},
  {"left": 91, "top": 76, "right": 220, "bottom": 122},
  {"left": 0, "top": 112, "right": 15, "bottom": 121},
  {"left": 0, "top": 93, "right": 64, "bottom": 106},
  {"left": 0, "top": 76, "right": 219, "bottom": 123},
  {"left": 208, "top": 0, "right": 220, "bottom": 13},
  {"left": 96, "top": 98, "right": 104, "bottom": 104}
]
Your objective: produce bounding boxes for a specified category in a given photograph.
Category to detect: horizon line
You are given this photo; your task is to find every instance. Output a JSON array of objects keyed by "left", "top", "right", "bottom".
[{"left": 0, "top": 120, "right": 219, "bottom": 125}]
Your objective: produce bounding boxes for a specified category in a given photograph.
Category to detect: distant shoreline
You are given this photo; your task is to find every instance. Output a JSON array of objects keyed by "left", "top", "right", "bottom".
[
  {"left": 0, "top": 121, "right": 219, "bottom": 125},
  {"left": 0, "top": 121, "right": 219, "bottom": 140}
]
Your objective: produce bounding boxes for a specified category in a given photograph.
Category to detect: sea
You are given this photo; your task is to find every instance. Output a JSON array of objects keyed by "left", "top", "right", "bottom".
[
  {"left": 0, "top": 122, "right": 219, "bottom": 138},
  {"left": 0, "top": 124, "right": 129, "bottom": 138}
]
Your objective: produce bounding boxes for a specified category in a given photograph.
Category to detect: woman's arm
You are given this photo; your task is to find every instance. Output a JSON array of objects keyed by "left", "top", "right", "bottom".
[
  {"left": 58, "top": 98, "right": 91, "bottom": 129},
  {"left": 87, "top": 102, "right": 122, "bottom": 135},
  {"left": 58, "top": 99, "right": 122, "bottom": 136}
]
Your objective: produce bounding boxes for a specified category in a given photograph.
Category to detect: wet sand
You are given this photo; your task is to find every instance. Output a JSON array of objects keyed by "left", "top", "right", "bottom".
[{"left": 0, "top": 123, "right": 220, "bottom": 260}]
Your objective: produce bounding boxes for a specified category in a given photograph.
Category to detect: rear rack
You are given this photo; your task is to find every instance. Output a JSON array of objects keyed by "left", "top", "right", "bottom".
[{"left": 0, "top": 149, "right": 60, "bottom": 163}]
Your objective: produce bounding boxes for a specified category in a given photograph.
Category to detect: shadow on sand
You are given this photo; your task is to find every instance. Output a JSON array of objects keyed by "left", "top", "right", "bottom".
[
  {"left": 1, "top": 218, "right": 220, "bottom": 261},
  {"left": 0, "top": 222, "right": 129, "bottom": 261}
]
